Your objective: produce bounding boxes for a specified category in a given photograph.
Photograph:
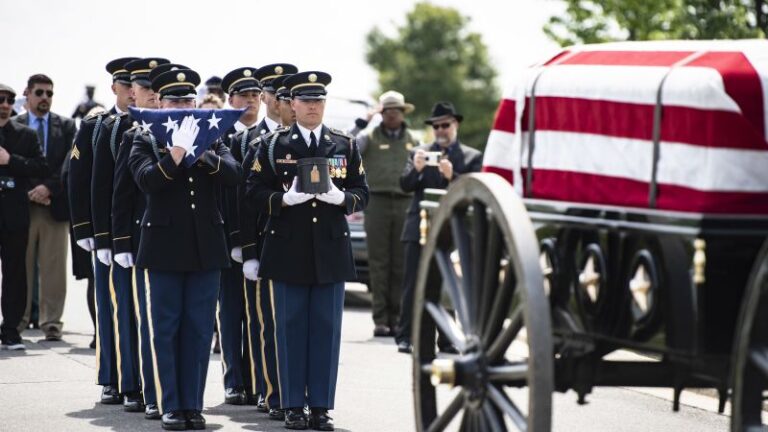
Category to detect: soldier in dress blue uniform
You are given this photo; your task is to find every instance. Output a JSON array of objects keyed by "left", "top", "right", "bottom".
[
  {"left": 240, "top": 65, "right": 298, "bottom": 420},
  {"left": 93, "top": 56, "right": 170, "bottom": 413},
  {"left": 128, "top": 68, "right": 242, "bottom": 430},
  {"left": 111, "top": 60, "right": 184, "bottom": 421},
  {"left": 216, "top": 66, "right": 263, "bottom": 406},
  {"left": 69, "top": 57, "right": 137, "bottom": 405},
  {"left": 245, "top": 71, "right": 369, "bottom": 431}
]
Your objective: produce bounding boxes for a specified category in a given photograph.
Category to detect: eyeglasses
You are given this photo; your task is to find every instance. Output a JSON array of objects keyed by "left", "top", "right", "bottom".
[
  {"left": 0, "top": 96, "right": 15, "bottom": 105},
  {"left": 432, "top": 122, "right": 453, "bottom": 130},
  {"left": 33, "top": 89, "right": 54, "bottom": 98}
]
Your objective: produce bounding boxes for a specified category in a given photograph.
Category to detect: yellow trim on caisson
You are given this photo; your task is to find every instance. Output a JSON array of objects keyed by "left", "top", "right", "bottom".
[
  {"left": 144, "top": 270, "right": 165, "bottom": 414},
  {"left": 108, "top": 266, "right": 123, "bottom": 393}
]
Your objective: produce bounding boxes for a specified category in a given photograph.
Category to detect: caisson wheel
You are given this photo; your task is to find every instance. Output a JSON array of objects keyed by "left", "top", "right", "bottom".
[{"left": 412, "top": 173, "right": 553, "bottom": 432}]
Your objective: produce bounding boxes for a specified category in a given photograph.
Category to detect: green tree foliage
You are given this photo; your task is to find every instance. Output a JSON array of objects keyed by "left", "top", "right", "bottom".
[
  {"left": 544, "top": 0, "right": 764, "bottom": 47},
  {"left": 365, "top": 2, "right": 499, "bottom": 149}
]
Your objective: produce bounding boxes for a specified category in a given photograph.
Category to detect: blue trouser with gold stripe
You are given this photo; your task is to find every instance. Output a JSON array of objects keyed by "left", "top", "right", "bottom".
[
  {"left": 217, "top": 263, "right": 260, "bottom": 394},
  {"left": 94, "top": 257, "right": 117, "bottom": 386},
  {"left": 253, "top": 279, "right": 280, "bottom": 409},
  {"left": 133, "top": 267, "right": 155, "bottom": 405},
  {"left": 110, "top": 264, "right": 140, "bottom": 394},
  {"left": 145, "top": 269, "right": 220, "bottom": 413},
  {"left": 272, "top": 281, "right": 345, "bottom": 410}
]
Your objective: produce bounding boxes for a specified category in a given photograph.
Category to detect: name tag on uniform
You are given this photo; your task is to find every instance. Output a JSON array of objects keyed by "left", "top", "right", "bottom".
[
  {"left": 378, "top": 144, "right": 390, "bottom": 150},
  {"left": 276, "top": 159, "right": 297, "bottom": 164}
]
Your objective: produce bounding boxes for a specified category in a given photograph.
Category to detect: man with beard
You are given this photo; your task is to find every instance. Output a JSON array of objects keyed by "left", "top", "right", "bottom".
[
  {"left": 15, "top": 74, "right": 76, "bottom": 342},
  {"left": 395, "top": 102, "right": 482, "bottom": 354},
  {"left": 216, "top": 66, "right": 263, "bottom": 407},
  {"left": 129, "top": 67, "right": 242, "bottom": 430},
  {"left": 68, "top": 58, "right": 136, "bottom": 403},
  {"left": 0, "top": 83, "right": 49, "bottom": 350}
]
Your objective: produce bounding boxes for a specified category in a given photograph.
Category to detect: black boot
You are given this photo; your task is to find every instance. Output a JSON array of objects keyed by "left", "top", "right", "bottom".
[
  {"left": 309, "top": 408, "right": 334, "bottom": 431},
  {"left": 186, "top": 410, "right": 206, "bottom": 430},
  {"left": 100, "top": 385, "right": 122, "bottom": 404},
  {"left": 161, "top": 411, "right": 187, "bottom": 431},
  {"left": 285, "top": 407, "right": 308, "bottom": 430}
]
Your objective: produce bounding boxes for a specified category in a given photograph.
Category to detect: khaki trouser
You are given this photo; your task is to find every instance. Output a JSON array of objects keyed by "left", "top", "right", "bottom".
[{"left": 19, "top": 204, "right": 69, "bottom": 335}]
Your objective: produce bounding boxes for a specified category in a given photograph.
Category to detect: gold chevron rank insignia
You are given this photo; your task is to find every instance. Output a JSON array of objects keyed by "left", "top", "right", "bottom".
[
  {"left": 252, "top": 159, "right": 262, "bottom": 172},
  {"left": 71, "top": 145, "right": 80, "bottom": 160}
]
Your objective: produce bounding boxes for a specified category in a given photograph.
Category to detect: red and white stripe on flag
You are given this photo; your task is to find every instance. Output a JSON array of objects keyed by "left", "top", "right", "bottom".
[{"left": 483, "top": 40, "right": 768, "bottom": 215}]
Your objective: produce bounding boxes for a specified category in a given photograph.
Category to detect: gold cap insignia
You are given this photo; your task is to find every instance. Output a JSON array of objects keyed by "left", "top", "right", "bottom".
[
  {"left": 177, "top": 72, "right": 186, "bottom": 82},
  {"left": 275, "top": 66, "right": 284, "bottom": 74},
  {"left": 149, "top": 60, "right": 158, "bottom": 68},
  {"left": 244, "top": 69, "right": 252, "bottom": 77},
  {"left": 308, "top": 73, "right": 317, "bottom": 83}
]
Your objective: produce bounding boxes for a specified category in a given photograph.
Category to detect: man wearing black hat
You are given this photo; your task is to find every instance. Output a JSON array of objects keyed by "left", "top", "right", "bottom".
[
  {"left": 129, "top": 67, "right": 242, "bottom": 430},
  {"left": 246, "top": 70, "right": 369, "bottom": 431},
  {"left": 216, "top": 66, "right": 263, "bottom": 407},
  {"left": 0, "top": 83, "right": 49, "bottom": 350},
  {"left": 395, "top": 101, "right": 482, "bottom": 354},
  {"left": 93, "top": 57, "right": 170, "bottom": 413},
  {"left": 239, "top": 64, "right": 297, "bottom": 418},
  {"left": 68, "top": 57, "right": 137, "bottom": 404}
]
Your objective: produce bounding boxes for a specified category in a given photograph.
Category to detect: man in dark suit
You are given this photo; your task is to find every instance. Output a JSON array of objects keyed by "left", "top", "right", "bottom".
[
  {"left": 245, "top": 71, "right": 369, "bottom": 431},
  {"left": 128, "top": 68, "right": 242, "bottom": 430},
  {"left": 395, "top": 101, "right": 483, "bottom": 354},
  {"left": 0, "top": 83, "right": 49, "bottom": 350},
  {"left": 14, "top": 74, "right": 77, "bottom": 342}
]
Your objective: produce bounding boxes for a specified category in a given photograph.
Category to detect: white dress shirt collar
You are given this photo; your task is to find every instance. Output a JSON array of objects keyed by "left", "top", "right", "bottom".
[
  {"left": 264, "top": 115, "right": 280, "bottom": 132},
  {"left": 296, "top": 123, "right": 323, "bottom": 147}
]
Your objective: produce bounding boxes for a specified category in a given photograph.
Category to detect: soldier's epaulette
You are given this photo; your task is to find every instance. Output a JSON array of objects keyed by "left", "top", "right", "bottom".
[
  {"left": 102, "top": 111, "right": 129, "bottom": 127},
  {"left": 329, "top": 127, "right": 353, "bottom": 140},
  {"left": 248, "top": 127, "right": 288, "bottom": 150},
  {"left": 83, "top": 111, "right": 108, "bottom": 123}
]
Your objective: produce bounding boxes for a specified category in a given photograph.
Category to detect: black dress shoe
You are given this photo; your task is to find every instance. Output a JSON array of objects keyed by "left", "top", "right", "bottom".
[
  {"left": 123, "top": 392, "right": 145, "bottom": 412},
  {"left": 397, "top": 340, "right": 413, "bottom": 354},
  {"left": 186, "top": 410, "right": 206, "bottom": 430},
  {"left": 284, "top": 407, "right": 308, "bottom": 430},
  {"left": 224, "top": 387, "right": 246, "bottom": 405},
  {"left": 145, "top": 403, "right": 161, "bottom": 420},
  {"left": 268, "top": 408, "right": 285, "bottom": 420},
  {"left": 100, "top": 385, "right": 122, "bottom": 404},
  {"left": 309, "top": 408, "right": 334, "bottom": 431},
  {"left": 373, "top": 325, "right": 391, "bottom": 337},
  {"left": 248, "top": 393, "right": 263, "bottom": 408},
  {"left": 161, "top": 411, "right": 187, "bottom": 430}
]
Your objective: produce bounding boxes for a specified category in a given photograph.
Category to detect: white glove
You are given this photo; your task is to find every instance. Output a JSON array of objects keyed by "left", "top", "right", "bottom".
[
  {"left": 171, "top": 115, "right": 200, "bottom": 154},
  {"left": 243, "top": 259, "right": 260, "bottom": 281},
  {"left": 230, "top": 247, "right": 243, "bottom": 263},
  {"left": 114, "top": 252, "right": 135, "bottom": 268},
  {"left": 282, "top": 177, "right": 314, "bottom": 206},
  {"left": 76, "top": 237, "right": 95, "bottom": 252},
  {"left": 316, "top": 181, "right": 345, "bottom": 206},
  {"left": 96, "top": 248, "right": 113, "bottom": 266}
]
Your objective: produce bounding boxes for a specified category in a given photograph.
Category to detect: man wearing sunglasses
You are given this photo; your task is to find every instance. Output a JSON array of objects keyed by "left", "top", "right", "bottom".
[
  {"left": 14, "top": 74, "right": 77, "bottom": 343},
  {"left": 0, "top": 83, "right": 49, "bottom": 350},
  {"left": 395, "top": 101, "right": 483, "bottom": 354}
]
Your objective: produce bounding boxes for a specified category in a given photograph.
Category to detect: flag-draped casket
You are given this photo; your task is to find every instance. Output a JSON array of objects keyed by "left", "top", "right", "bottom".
[{"left": 482, "top": 40, "right": 768, "bottom": 215}]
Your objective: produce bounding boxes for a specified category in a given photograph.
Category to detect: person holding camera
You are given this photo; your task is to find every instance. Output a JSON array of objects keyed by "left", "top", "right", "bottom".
[
  {"left": 395, "top": 101, "right": 483, "bottom": 354},
  {"left": 0, "top": 83, "right": 49, "bottom": 350}
]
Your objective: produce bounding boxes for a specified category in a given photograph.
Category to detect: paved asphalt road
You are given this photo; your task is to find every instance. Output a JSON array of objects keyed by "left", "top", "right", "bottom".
[{"left": 0, "top": 275, "right": 737, "bottom": 431}]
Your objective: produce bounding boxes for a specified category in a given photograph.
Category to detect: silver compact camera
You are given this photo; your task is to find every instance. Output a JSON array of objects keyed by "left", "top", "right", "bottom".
[{"left": 424, "top": 151, "right": 442, "bottom": 167}]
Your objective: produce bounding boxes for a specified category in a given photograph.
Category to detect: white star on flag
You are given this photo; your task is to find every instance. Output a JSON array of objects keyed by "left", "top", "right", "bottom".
[
  {"left": 139, "top": 120, "right": 153, "bottom": 133},
  {"left": 207, "top": 112, "right": 222, "bottom": 130},
  {"left": 162, "top": 116, "right": 178, "bottom": 132}
]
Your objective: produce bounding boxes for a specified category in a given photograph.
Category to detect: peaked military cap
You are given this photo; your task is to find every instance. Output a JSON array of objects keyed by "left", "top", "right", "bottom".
[
  {"left": 125, "top": 57, "right": 170, "bottom": 87},
  {"left": 273, "top": 74, "right": 294, "bottom": 101},
  {"left": 106, "top": 57, "right": 139, "bottom": 84},
  {"left": 151, "top": 69, "right": 200, "bottom": 100},
  {"left": 255, "top": 63, "right": 298, "bottom": 92},
  {"left": 148, "top": 63, "right": 190, "bottom": 84},
  {"left": 284, "top": 71, "right": 331, "bottom": 100},
  {"left": 221, "top": 67, "right": 261, "bottom": 95}
]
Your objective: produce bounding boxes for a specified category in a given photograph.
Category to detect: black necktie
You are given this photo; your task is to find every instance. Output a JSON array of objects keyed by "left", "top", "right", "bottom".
[
  {"left": 309, "top": 131, "right": 318, "bottom": 157},
  {"left": 36, "top": 118, "right": 46, "bottom": 155}
]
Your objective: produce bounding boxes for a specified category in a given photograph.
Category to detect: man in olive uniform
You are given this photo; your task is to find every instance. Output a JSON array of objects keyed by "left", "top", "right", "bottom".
[
  {"left": 69, "top": 57, "right": 137, "bottom": 404},
  {"left": 240, "top": 64, "right": 297, "bottom": 419},
  {"left": 111, "top": 60, "right": 182, "bottom": 420},
  {"left": 216, "top": 66, "right": 263, "bottom": 406},
  {"left": 355, "top": 91, "right": 417, "bottom": 337},
  {"left": 246, "top": 71, "right": 369, "bottom": 431},
  {"left": 128, "top": 68, "right": 242, "bottom": 430},
  {"left": 396, "top": 102, "right": 483, "bottom": 354}
]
